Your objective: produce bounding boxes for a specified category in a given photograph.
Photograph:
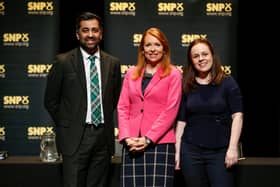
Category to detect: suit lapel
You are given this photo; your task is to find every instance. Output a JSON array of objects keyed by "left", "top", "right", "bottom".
[
  {"left": 100, "top": 51, "right": 110, "bottom": 99},
  {"left": 135, "top": 76, "right": 143, "bottom": 96},
  {"left": 71, "top": 48, "right": 87, "bottom": 95}
]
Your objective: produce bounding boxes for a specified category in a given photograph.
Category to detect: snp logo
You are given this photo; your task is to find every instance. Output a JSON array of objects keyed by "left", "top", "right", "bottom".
[
  {"left": 109, "top": 2, "right": 136, "bottom": 16},
  {"left": 27, "top": 1, "right": 53, "bottom": 11},
  {"left": 28, "top": 126, "right": 54, "bottom": 136},
  {"left": 181, "top": 34, "right": 207, "bottom": 47},
  {"left": 221, "top": 65, "right": 231, "bottom": 75},
  {"left": 2, "top": 33, "right": 30, "bottom": 47},
  {"left": 4, "top": 96, "right": 30, "bottom": 105},
  {"left": 110, "top": 2, "right": 135, "bottom": 11},
  {"left": 0, "top": 127, "right": 5, "bottom": 140},
  {"left": 0, "top": 1, "right": 5, "bottom": 15},
  {"left": 27, "top": 1, "right": 54, "bottom": 15},
  {"left": 3, "top": 33, "right": 29, "bottom": 42},
  {"left": 133, "top": 34, "right": 142, "bottom": 47},
  {"left": 0, "top": 64, "right": 5, "bottom": 78},
  {"left": 27, "top": 126, "right": 54, "bottom": 139},
  {"left": 206, "top": 3, "right": 232, "bottom": 16},
  {"left": 27, "top": 64, "right": 52, "bottom": 77},
  {"left": 158, "top": 2, "right": 184, "bottom": 16},
  {"left": 158, "top": 3, "right": 184, "bottom": 12},
  {"left": 3, "top": 96, "right": 30, "bottom": 110}
]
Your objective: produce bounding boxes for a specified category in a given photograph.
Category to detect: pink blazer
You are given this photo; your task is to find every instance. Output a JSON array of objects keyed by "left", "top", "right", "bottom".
[{"left": 118, "top": 66, "right": 182, "bottom": 144}]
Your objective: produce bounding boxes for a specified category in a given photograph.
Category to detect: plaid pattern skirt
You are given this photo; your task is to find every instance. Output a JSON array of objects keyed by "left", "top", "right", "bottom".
[{"left": 120, "top": 143, "right": 175, "bottom": 187}]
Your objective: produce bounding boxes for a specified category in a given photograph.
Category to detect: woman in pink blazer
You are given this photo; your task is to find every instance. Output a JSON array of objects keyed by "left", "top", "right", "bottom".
[{"left": 117, "top": 27, "right": 182, "bottom": 187}]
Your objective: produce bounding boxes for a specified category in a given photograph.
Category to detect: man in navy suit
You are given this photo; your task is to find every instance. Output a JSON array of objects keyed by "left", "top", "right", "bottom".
[{"left": 44, "top": 12, "right": 121, "bottom": 187}]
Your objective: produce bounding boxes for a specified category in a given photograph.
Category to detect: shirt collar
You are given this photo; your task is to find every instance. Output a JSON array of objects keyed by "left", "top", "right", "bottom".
[{"left": 79, "top": 47, "right": 100, "bottom": 60}]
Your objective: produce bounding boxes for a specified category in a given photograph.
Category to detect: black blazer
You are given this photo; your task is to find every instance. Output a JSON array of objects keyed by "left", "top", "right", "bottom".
[{"left": 44, "top": 48, "right": 121, "bottom": 156}]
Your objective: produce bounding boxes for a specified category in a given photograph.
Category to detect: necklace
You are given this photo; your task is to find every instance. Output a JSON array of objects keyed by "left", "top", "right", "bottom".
[
  {"left": 195, "top": 76, "right": 211, "bottom": 85},
  {"left": 145, "top": 64, "right": 158, "bottom": 75}
]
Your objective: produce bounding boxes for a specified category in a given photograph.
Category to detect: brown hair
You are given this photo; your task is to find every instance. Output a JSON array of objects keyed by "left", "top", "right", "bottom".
[{"left": 183, "top": 38, "right": 225, "bottom": 93}]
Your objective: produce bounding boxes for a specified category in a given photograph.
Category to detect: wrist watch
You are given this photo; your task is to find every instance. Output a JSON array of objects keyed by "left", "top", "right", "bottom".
[{"left": 145, "top": 137, "right": 152, "bottom": 145}]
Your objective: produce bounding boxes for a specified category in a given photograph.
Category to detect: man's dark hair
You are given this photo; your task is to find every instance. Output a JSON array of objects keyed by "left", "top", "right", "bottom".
[{"left": 75, "top": 12, "right": 103, "bottom": 31}]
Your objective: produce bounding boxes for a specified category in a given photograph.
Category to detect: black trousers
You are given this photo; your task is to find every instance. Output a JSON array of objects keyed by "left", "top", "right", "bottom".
[
  {"left": 180, "top": 142, "right": 235, "bottom": 187},
  {"left": 62, "top": 124, "right": 110, "bottom": 187}
]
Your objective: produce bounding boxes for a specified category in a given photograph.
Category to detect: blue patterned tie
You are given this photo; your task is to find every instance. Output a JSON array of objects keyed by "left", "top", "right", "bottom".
[{"left": 89, "top": 56, "right": 102, "bottom": 126}]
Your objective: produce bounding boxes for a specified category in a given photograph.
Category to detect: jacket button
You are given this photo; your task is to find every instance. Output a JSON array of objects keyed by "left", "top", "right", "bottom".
[
  {"left": 141, "top": 98, "right": 144, "bottom": 101},
  {"left": 140, "top": 109, "right": 143, "bottom": 113}
]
